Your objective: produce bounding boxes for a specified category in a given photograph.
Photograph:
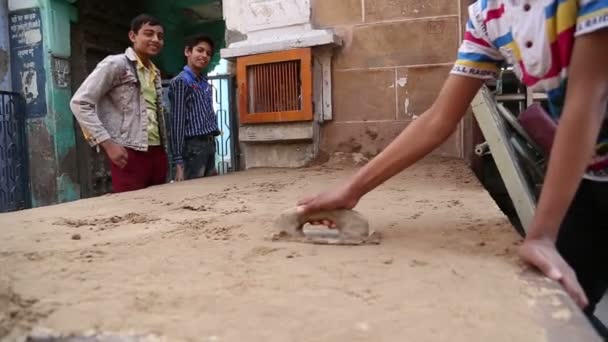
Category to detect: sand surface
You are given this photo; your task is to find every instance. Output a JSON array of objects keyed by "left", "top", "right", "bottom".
[{"left": 0, "top": 155, "right": 565, "bottom": 341}]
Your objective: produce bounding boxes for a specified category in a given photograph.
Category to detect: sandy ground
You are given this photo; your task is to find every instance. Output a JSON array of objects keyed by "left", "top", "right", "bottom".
[{"left": 0, "top": 155, "right": 577, "bottom": 341}]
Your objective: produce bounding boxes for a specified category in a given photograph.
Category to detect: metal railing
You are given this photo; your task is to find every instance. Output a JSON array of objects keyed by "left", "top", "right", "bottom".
[
  {"left": 0, "top": 91, "right": 30, "bottom": 213},
  {"left": 208, "top": 75, "right": 239, "bottom": 175}
]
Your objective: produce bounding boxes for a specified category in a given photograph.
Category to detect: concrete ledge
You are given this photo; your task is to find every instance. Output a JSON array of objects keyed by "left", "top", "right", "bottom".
[
  {"left": 241, "top": 142, "right": 314, "bottom": 168},
  {"left": 239, "top": 122, "right": 314, "bottom": 143},
  {"left": 221, "top": 29, "right": 341, "bottom": 59}
]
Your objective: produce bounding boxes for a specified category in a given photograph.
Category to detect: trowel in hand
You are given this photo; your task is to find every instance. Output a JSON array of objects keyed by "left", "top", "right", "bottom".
[{"left": 271, "top": 208, "right": 381, "bottom": 245}]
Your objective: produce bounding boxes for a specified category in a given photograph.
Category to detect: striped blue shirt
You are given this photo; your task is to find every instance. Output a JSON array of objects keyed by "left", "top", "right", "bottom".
[{"left": 169, "top": 66, "right": 219, "bottom": 164}]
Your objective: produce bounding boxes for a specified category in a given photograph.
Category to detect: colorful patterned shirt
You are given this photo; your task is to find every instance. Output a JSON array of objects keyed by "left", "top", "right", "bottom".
[
  {"left": 451, "top": 0, "right": 608, "bottom": 181},
  {"left": 135, "top": 54, "right": 161, "bottom": 146}
]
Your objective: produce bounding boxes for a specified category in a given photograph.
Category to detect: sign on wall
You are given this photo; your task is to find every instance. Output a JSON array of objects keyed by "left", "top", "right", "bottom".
[{"left": 9, "top": 7, "right": 47, "bottom": 118}]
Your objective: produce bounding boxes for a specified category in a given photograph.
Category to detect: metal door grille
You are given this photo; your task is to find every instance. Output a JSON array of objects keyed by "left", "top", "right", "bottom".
[
  {"left": 247, "top": 60, "right": 302, "bottom": 114},
  {"left": 0, "top": 92, "right": 30, "bottom": 213},
  {"left": 237, "top": 48, "right": 313, "bottom": 124},
  {"left": 209, "top": 75, "right": 239, "bottom": 175}
]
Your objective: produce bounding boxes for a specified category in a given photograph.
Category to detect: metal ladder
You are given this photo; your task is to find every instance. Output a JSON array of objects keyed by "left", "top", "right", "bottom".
[{"left": 471, "top": 86, "right": 546, "bottom": 233}]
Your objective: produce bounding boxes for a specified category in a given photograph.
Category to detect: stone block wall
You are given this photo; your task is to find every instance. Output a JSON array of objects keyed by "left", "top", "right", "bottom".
[{"left": 312, "top": 0, "right": 470, "bottom": 158}]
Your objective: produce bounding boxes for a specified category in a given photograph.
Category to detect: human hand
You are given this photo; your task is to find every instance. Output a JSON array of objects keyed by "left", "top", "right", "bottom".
[
  {"left": 101, "top": 140, "right": 128, "bottom": 169},
  {"left": 519, "top": 237, "right": 588, "bottom": 309},
  {"left": 175, "top": 164, "right": 185, "bottom": 182},
  {"left": 296, "top": 183, "right": 361, "bottom": 228}
]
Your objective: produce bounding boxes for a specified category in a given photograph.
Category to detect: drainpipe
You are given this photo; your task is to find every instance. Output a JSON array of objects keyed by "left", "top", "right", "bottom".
[{"left": 0, "top": 0, "right": 10, "bottom": 91}]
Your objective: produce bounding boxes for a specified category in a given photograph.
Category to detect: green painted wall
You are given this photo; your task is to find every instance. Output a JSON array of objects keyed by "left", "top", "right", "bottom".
[
  {"left": 183, "top": 20, "right": 225, "bottom": 73},
  {"left": 41, "top": 0, "right": 79, "bottom": 204},
  {"left": 144, "top": 0, "right": 226, "bottom": 76},
  {"left": 18, "top": 0, "right": 80, "bottom": 207}
]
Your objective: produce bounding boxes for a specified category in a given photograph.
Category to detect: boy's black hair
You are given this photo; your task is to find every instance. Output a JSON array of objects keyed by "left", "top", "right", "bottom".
[
  {"left": 130, "top": 14, "right": 163, "bottom": 33},
  {"left": 185, "top": 34, "right": 215, "bottom": 54}
]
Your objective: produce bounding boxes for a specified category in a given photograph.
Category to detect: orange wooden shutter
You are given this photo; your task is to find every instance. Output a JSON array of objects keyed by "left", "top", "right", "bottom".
[{"left": 237, "top": 48, "right": 313, "bottom": 124}]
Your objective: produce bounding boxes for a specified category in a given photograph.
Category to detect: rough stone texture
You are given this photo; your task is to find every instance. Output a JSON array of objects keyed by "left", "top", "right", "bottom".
[
  {"left": 239, "top": 122, "right": 314, "bottom": 142},
  {"left": 25, "top": 119, "right": 58, "bottom": 207},
  {"left": 226, "top": 28, "right": 248, "bottom": 46},
  {"left": 436, "top": 129, "right": 463, "bottom": 158},
  {"left": 396, "top": 65, "right": 451, "bottom": 120},
  {"left": 242, "top": 142, "right": 314, "bottom": 168},
  {"left": 321, "top": 120, "right": 462, "bottom": 158},
  {"left": 313, "top": 0, "right": 466, "bottom": 159},
  {"left": 0, "top": 48, "right": 8, "bottom": 88},
  {"left": 239, "top": 122, "right": 317, "bottom": 169},
  {"left": 334, "top": 17, "right": 460, "bottom": 70},
  {"left": 332, "top": 69, "right": 397, "bottom": 122},
  {"left": 311, "top": 0, "right": 362, "bottom": 27},
  {"left": 321, "top": 121, "right": 410, "bottom": 156},
  {"left": 221, "top": 30, "right": 341, "bottom": 59},
  {"left": 364, "top": 0, "right": 459, "bottom": 22}
]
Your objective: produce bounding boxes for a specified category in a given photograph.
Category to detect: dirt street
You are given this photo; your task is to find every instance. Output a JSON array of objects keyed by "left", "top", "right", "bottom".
[{"left": 0, "top": 155, "right": 573, "bottom": 341}]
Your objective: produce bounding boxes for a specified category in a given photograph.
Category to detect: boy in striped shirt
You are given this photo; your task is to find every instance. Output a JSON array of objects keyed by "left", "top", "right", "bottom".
[
  {"left": 297, "top": 0, "right": 608, "bottom": 336},
  {"left": 169, "top": 35, "right": 220, "bottom": 181}
]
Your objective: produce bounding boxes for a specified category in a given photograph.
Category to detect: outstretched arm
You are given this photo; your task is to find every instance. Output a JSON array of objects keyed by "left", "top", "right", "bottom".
[{"left": 298, "top": 75, "right": 484, "bottom": 214}]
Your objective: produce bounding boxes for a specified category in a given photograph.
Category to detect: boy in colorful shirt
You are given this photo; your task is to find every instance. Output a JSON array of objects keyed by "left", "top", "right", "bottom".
[{"left": 297, "top": 0, "right": 608, "bottom": 336}]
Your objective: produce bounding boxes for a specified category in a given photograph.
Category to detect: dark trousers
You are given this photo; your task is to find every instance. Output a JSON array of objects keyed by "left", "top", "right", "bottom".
[
  {"left": 556, "top": 179, "right": 608, "bottom": 339},
  {"left": 183, "top": 135, "right": 217, "bottom": 180},
  {"left": 110, "top": 146, "right": 168, "bottom": 193}
]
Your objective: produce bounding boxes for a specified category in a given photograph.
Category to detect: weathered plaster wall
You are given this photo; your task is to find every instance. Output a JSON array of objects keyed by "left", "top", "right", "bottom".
[
  {"left": 8, "top": 0, "right": 79, "bottom": 207},
  {"left": 0, "top": 0, "right": 11, "bottom": 91},
  {"left": 312, "top": 0, "right": 470, "bottom": 158},
  {"left": 221, "top": 0, "right": 340, "bottom": 59},
  {"left": 223, "top": 0, "right": 245, "bottom": 38},
  {"left": 224, "top": 0, "right": 311, "bottom": 41}
]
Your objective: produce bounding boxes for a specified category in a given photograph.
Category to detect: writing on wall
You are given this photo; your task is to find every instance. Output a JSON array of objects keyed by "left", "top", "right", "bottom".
[{"left": 10, "top": 7, "right": 46, "bottom": 118}]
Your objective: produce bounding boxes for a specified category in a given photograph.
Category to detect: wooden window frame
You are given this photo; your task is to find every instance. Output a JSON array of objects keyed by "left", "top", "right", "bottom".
[{"left": 237, "top": 48, "right": 313, "bottom": 124}]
